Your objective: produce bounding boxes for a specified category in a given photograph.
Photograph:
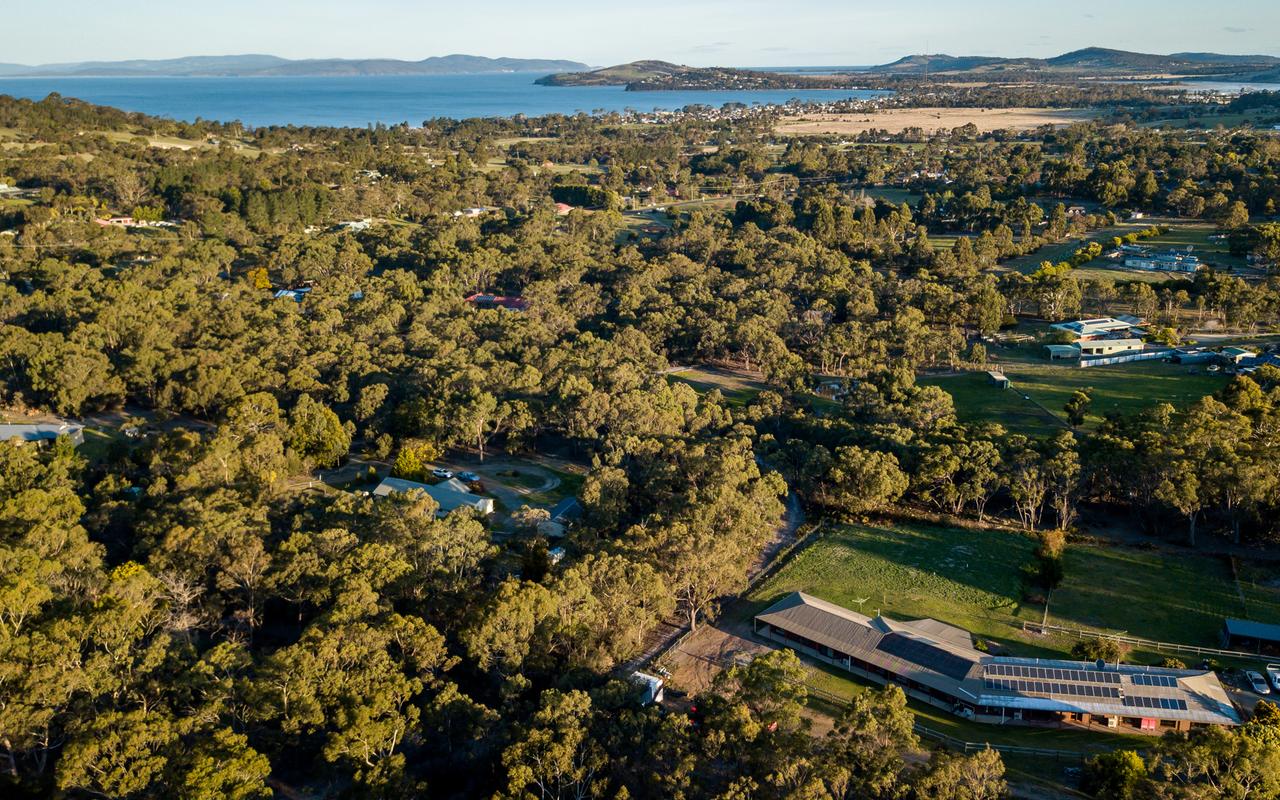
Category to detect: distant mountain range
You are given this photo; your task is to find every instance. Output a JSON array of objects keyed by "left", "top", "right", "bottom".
[
  {"left": 537, "top": 48, "right": 1280, "bottom": 92},
  {"left": 536, "top": 60, "right": 869, "bottom": 91},
  {"left": 868, "top": 47, "right": 1280, "bottom": 80},
  {"left": 0, "top": 54, "right": 591, "bottom": 78}
]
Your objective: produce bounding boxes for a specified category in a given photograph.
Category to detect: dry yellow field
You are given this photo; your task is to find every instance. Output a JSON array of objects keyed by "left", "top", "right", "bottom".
[{"left": 777, "top": 107, "right": 1099, "bottom": 135}]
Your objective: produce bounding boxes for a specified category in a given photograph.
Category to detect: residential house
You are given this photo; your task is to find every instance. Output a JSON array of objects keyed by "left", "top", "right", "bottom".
[
  {"left": 1049, "top": 317, "right": 1143, "bottom": 341},
  {"left": 756, "top": 592, "right": 1240, "bottom": 733},
  {"left": 273, "top": 287, "right": 312, "bottom": 303},
  {"left": 0, "top": 422, "right": 85, "bottom": 446},
  {"left": 465, "top": 293, "right": 530, "bottom": 312},
  {"left": 372, "top": 476, "right": 495, "bottom": 516},
  {"left": 1222, "top": 347, "right": 1258, "bottom": 365},
  {"left": 1123, "top": 248, "right": 1201, "bottom": 273}
]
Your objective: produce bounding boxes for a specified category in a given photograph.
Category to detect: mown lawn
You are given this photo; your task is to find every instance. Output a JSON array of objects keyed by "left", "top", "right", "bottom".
[
  {"left": 747, "top": 522, "right": 1272, "bottom": 657},
  {"left": 670, "top": 366, "right": 767, "bottom": 407},
  {"left": 922, "top": 346, "right": 1228, "bottom": 434}
]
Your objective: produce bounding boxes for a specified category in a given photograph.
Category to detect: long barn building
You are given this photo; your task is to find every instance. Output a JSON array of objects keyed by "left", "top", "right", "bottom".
[{"left": 754, "top": 592, "right": 1240, "bottom": 733}]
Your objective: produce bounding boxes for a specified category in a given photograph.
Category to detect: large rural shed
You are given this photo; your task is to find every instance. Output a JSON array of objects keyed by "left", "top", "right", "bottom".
[{"left": 1222, "top": 618, "right": 1280, "bottom": 653}]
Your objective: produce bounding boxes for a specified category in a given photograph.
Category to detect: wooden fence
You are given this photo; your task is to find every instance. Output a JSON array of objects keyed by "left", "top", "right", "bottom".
[{"left": 1022, "top": 621, "right": 1261, "bottom": 660}]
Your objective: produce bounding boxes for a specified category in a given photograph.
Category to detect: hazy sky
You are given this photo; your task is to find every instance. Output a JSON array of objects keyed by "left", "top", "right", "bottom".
[{"left": 7, "top": 0, "right": 1279, "bottom": 67}]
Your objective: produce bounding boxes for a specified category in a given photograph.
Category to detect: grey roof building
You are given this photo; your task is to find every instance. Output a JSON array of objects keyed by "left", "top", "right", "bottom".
[
  {"left": 0, "top": 422, "right": 85, "bottom": 446},
  {"left": 755, "top": 592, "right": 1240, "bottom": 733},
  {"left": 373, "top": 476, "right": 495, "bottom": 516}
]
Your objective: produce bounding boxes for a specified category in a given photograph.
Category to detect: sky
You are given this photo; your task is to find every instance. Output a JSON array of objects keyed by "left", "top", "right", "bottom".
[{"left": 6, "top": 0, "right": 1279, "bottom": 67}]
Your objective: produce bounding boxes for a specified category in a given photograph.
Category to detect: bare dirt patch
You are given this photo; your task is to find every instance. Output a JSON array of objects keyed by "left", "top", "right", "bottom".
[{"left": 777, "top": 107, "right": 1099, "bottom": 136}]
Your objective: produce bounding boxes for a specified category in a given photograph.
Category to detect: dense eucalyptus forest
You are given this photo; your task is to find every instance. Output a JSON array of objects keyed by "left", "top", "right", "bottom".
[{"left": 3, "top": 91, "right": 1280, "bottom": 798}]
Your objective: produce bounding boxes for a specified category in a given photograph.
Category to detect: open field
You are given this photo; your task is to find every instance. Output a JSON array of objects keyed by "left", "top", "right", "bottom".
[
  {"left": 922, "top": 340, "right": 1228, "bottom": 434},
  {"left": 776, "top": 107, "right": 1099, "bottom": 136},
  {"left": 748, "top": 522, "right": 1278, "bottom": 658},
  {"left": 1007, "top": 219, "right": 1249, "bottom": 276},
  {"left": 1004, "top": 224, "right": 1141, "bottom": 272},
  {"left": 668, "top": 364, "right": 841, "bottom": 412},
  {"left": 662, "top": 521, "right": 1236, "bottom": 761},
  {"left": 669, "top": 365, "right": 767, "bottom": 406}
]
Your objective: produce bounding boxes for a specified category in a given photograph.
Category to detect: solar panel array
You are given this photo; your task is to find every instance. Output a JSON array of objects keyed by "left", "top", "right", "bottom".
[
  {"left": 985, "top": 678, "right": 1122, "bottom": 699},
  {"left": 875, "top": 634, "right": 973, "bottom": 681},
  {"left": 1125, "top": 695, "right": 1188, "bottom": 711},
  {"left": 1131, "top": 674, "right": 1179, "bottom": 688},
  {"left": 985, "top": 663, "right": 1122, "bottom": 684}
]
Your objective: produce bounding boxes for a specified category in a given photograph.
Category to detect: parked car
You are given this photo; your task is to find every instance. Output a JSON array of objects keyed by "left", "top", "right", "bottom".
[
  {"left": 1247, "top": 670, "right": 1271, "bottom": 694},
  {"left": 458, "top": 471, "right": 480, "bottom": 482},
  {"left": 1266, "top": 664, "right": 1280, "bottom": 692},
  {"left": 431, "top": 468, "right": 454, "bottom": 479}
]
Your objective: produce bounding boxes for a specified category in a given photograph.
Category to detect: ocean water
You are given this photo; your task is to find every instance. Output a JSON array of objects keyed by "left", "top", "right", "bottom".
[{"left": 0, "top": 73, "right": 887, "bottom": 128}]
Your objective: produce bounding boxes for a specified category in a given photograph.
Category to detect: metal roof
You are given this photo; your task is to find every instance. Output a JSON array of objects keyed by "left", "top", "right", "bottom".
[
  {"left": 373, "top": 477, "right": 494, "bottom": 515},
  {"left": 1224, "top": 618, "right": 1280, "bottom": 643},
  {"left": 0, "top": 423, "right": 84, "bottom": 445},
  {"left": 757, "top": 592, "right": 1240, "bottom": 726}
]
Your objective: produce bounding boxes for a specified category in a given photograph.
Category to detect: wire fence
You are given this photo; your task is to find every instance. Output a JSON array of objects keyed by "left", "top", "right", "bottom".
[
  {"left": 1022, "top": 621, "right": 1262, "bottom": 660},
  {"left": 911, "top": 723, "right": 1101, "bottom": 763}
]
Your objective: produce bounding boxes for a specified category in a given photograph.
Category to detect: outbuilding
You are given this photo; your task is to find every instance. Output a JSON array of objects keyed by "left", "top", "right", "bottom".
[{"left": 1222, "top": 618, "right": 1280, "bottom": 653}]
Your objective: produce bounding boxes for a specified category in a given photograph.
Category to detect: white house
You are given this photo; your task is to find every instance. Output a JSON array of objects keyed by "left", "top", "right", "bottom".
[
  {"left": 373, "top": 476, "right": 495, "bottom": 516},
  {"left": 1046, "top": 339, "right": 1145, "bottom": 360},
  {"left": 1050, "top": 317, "right": 1143, "bottom": 341},
  {"left": 1079, "top": 338, "right": 1144, "bottom": 357},
  {"left": 1123, "top": 249, "right": 1201, "bottom": 273}
]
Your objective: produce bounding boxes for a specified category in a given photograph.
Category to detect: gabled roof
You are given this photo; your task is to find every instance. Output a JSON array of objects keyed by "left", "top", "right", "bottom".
[{"left": 757, "top": 592, "right": 1241, "bottom": 726}]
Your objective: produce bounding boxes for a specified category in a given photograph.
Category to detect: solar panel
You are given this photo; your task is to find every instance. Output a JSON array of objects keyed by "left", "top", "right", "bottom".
[
  {"left": 984, "top": 678, "right": 1120, "bottom": 699},
  {"left": 1131, "top": 674, "right": 1178, "bottom": 688},
  {"left": 1123, "top": 696, "right": 1187, "bottom": 711},
  {"left": 985, "top": 664, "right": 1120, "bottom": 684},
  {"left": 875, "top": 634, "right": 973, "bottom": 681}
]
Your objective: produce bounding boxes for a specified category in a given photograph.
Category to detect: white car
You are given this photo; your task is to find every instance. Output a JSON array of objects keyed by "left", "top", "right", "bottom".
[
  {"left": 1266, "top": 665, "right": 1280, "bottom": 692},
  {"left": 431, "top": 468, "right": 454, "bottom": 479},
  {"left": 1247, "top": 670, "right": 1271, "bottom": 695}
]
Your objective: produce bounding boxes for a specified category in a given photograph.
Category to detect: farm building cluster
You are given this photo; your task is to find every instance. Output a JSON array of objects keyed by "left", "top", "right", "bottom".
[
  {"left": 755, "top": 592, "right": 1241, "bottom": 734},
  {"left": 1043, "top": 316, "right": 1162, "bottom": 366},
  {"left": 1118, "top": 244, "right": 1202, "bottom": 273}
]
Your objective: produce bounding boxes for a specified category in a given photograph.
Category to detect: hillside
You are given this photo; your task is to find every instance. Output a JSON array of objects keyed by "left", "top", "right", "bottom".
[
  {"left": 0, "top": 53, "right": 591, "bottom": 78},
  {"left": 869, "top": 47, "right": 1280, "bottom": 80},
  {"left": 536, "top": 61, "right": 864, "bottom": 91}
]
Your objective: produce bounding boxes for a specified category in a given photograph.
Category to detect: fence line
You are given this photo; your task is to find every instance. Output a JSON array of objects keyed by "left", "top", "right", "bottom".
[
  {"left": 1023, "top": 621, "right": 1259, "bottom": 660},
  {"left": 1078, "top": 349, "right": 1171, "bottom": 368},
  {"left": 911, "top": 724, "right": 1095, "bottom": 762}
]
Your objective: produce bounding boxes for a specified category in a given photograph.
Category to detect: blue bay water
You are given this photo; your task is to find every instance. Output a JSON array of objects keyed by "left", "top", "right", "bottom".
[{"left": 0, "top": 73, "right": 887, "bottom": 127}]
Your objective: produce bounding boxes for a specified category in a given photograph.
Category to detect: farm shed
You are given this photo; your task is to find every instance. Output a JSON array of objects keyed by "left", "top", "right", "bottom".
[{"left": 1222, "top": 618, "right": 1280, "bottom": 653}]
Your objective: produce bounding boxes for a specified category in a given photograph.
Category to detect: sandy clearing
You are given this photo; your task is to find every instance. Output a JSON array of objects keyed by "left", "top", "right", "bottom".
[{"left": 777, "top": 107, "right": 1099, "bottom": 135}]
